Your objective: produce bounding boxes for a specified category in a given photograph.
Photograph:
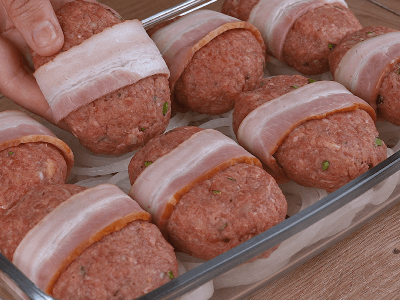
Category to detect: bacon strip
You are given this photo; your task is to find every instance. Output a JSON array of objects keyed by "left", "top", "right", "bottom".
[
  {"left": 248, "top": 0, "right": 348, "bottom": 61},
  {"left": 334, "top": 31, "right": 400, "bottom": 110},
  {"left": 237, "top": 81, "right": 375, "bottom": 178},
  {"left": 150, "top": 10, "right": 265, "bottom": 111},
  {"left": 0, "top": 110, "right": 74, "bottom": 176},
  {"left": 34, "top": 20, "right": 169, "bottom": 122},
  {"left": 12, "top": 184, "right": 150, "bottom": 295},
  {"left": 129, "top": 129, "right": 261, "bottom": 231}
]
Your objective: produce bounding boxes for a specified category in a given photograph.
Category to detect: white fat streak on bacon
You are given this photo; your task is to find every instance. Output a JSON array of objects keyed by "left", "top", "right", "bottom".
[
  {"left": 0, "top": 111, "right": 55, "bottom": 145},
  {"left": 237, "top": 81, "right": 375, "bottom": 176},
  {"left": 34, "top": 20, "right": 169, "bottom": 122},
  {"left": 248, "top": 0, "right": 348, "bottom": 61},
  {"left": 129, "top": 129, "right": 259, "bottom": 229},
  {"left": 334, "top": 31, "right": 400, "bottom": 110},
  {"left": 150, "top": 10, "right": 264, "bottom": 99},
  {"left": 12, "top": 184, "right": 150, "bottom": 293}
]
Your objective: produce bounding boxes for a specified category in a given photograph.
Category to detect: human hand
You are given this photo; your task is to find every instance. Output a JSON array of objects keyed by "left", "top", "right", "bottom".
[{"left": 0, "top": 0, "right": 71, "bottom": 123}]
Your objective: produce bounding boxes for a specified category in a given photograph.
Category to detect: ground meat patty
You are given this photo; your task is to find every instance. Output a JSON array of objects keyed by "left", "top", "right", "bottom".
[
  {"left": 128, "top": 127, "right": 287, "bottom": 260},
  {"left": 0, "top": 184, "right": 178, "bottom": 300},
  {"left": 174, "top": 28, "right": 265, "bottom": 115},
  {"left": 166, "top": 163, "right": 286, "bottom": 260},
  {"left": 329, "top": 26, "right": 400, "bottom": 125},
  {"left": 232, "top": 75, "right": 311, "bottom": 134},
  {"left": 32, "top": 0, "right": 171, "bottom": 155},
  {"left": 0, "top": 143, "right": 68, "bottom": 212},
  {"left": 0, "top": 184, "right": 85, "bottom": 260},
  {"left": 221, "top": 0, "right": 261, "bottom": 21},
  {"left": 53, "top": 220, "right": 178, "bottom": 300},
  {"left": 222, "top": 1, "right": 361, "bottom": 75},
  {"left": 282, "top": 3, "right": 362, "bottom": 75},
  {"left": 274, "top": 109, "right": 387, "bottom": 192}
]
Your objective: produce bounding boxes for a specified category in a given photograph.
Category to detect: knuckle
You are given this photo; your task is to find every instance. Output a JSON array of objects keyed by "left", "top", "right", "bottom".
[{"left": 6, "top": 0, "right": 45, "bottom": 20}]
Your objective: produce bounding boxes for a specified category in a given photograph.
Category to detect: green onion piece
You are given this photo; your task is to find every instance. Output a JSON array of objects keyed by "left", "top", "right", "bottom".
[
  {"left": 212, "top": 190, "right": 221, "bottom": 194},
  {"left": 227, "top": 177, "right": 236, "bottom": 181},
  {"left": 140, "top": 127, "right": 145, "bottom": 131},
  {"left": 328, "top": 43, "right": 335, "bottom": 50},
  {"left": 322, "top": 161, "right": 330, "bottom": 171},
  {"left": 292, "top": 85, "right": 298, "bottom": 89},
  {"left": 219, "top": 223, "right": 228, "bottom": 231},
  {"left": 8, "top": 151, "right": 14, "bottom": 155},
  {"left": 375, "top": 138, "right": 383, "bottom": 146},
  {"left": 168, "top": 270, "right": 175, "bottom": 279},
  {"left": 163, "top": 102, "right": 169, "bottom": 115},
  {"left": 308, "top": 78, "right": 316, "bottom": 83},
  {"left": 367, "top": 31, "right": 373, "bottom": 34},
  {"left": 144, "top": 161, "right": 153, "bottom": 167}
]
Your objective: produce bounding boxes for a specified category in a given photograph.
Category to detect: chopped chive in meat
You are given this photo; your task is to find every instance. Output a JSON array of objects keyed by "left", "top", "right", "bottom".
[
  {"left": 367, "top": 31, "right": 373, "bottom": 34},
  {"left": 163, "top": 102, "right": 169, "bottom": 115},
  {"left": 212, "top": 190, "right": 221, "bottom": 194},
  {"left": 292, "top": 85, "right": 299, "bottom": 89},
  {"left": 140, "top": 127, "right": 146, "bottom": 131},
  {"left": 168, "top": 270, "right": 175, "bottom": 279},
  {"left": 374, "top": 138, "right": 383, "bottom": 147},
  {"left": 328, "top": 43, "right": 335, "bottom": 50},
  {"left": 144, "top": 161, "right": 153, "bottom": 167},
  {"left": 308, "top": 78, "right": 316, "bottom": 83},
  {"left": 322, "top": 161, "right": 330, "bottom": 171},
  {"left": 219, "top": 223, "right": 228, "bottom": 231},
  {"left": 8, "top": 151, "right": 14, "bottom": 156},
  {"left": 227, "top": 177, "right": 236, "bottom": 181}
]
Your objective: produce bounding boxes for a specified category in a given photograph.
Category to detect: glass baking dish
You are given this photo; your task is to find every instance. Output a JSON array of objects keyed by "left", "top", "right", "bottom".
[{"left": 1, "top": 0, "right": 400, "bottom": 299}]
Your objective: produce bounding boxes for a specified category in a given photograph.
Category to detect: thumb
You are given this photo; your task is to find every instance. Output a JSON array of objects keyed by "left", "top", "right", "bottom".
[{"left": 2, "top": 0, "right": 63, "bottom": 56}]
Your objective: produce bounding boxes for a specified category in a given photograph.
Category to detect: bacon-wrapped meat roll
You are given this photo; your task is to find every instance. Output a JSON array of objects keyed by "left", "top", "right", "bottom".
[
  {"left": 329, "top": 26, "right": 400, "bottom": 126},
  {"left": 128, "top": 127, "right": 287, "bottom": 260},
  {"left": 0, "top": 184, "right": 178, "bottom": 300},
  {"left": 0, "top": 110, "right": 73, "bottom": 213},
  {"left": 149, "top": 10, "right": 266, "bottom": 115},
  {"left": 222, "top": 0, "right": 362, "bottom": 75},
  {"left": 32, "top": 0, "right": 171, "bottom": 155},
  {"left": 234, "top": 76, "right": 387, "bottom": 191}
]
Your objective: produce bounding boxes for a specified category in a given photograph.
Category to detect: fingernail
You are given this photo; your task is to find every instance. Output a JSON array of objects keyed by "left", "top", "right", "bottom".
[{"left": 32, "top": 20, "right": 58, "bottom": 48}]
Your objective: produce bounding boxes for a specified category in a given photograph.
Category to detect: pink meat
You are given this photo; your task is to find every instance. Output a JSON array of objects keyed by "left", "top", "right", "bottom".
[
  {"left": 237, "top": 81, "right": 376, "bottom": 178},
  {"left": 333, "top": 31, "right": 400, "bottom": 111},
  {"left": 12, "top": 184, "right": 150, "bottom": 294},
  {"left": 129, "top": 129, "right": 261, "bottom": 231},
  {"left": 247, "top": 0, "right": 348, "bottom": 61}
]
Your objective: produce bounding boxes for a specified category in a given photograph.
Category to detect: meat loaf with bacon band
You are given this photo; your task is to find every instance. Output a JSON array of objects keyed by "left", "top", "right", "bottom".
[
  {"left": 149, "top": 10, "right": 266, "bottom": 115},
  {"left": 234, "top": 76, "right": 387, "bottom": 191},
  {"left": 32, "top": 0, "right": 171, "bottom": 155},
  {"left": 222, "top": 0, "right": 362, "bottom": 75},
  {"left": 128, "top": 127, "right": 287, "bottom": 261},
  {"left": 0, "top": 184, "right": 178, "bottom": 300},
  {"left": 329, "top": 26, "right": 400, "bottom": 126},
  {"left": 0, "top": 111, "right": 73, "bottom": 213}
]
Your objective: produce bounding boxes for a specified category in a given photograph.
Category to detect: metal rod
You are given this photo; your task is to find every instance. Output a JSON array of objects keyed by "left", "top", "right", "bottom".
[
  {"left": 141, "top": 0, "right": 218, "bottom": 28},
  {"left": 366, "top": 0, "right": 400, "bottom": 17}
]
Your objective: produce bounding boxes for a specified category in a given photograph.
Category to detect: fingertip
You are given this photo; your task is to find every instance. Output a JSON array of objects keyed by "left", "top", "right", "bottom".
[{"left": 30, "top": 19, "right": 64, "bottom": 56}]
